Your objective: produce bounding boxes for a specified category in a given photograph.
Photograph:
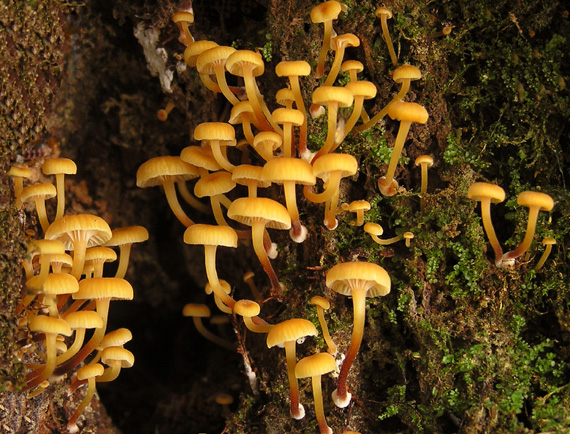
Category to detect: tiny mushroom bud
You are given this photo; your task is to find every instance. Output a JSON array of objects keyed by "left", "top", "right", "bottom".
[
  {"left": 415, "top": 155, "right": 434, "bottom": 213},
  {"left": 295, "top": 352, "right": 337, "bottom": 434},
  {"left": 310, "top": 296, "right": 337, "bottom": 355},
  {"left": 345, "top": 200, "right": 371, "bottom": 226},
  {"left": 157, "top": 102, "right": 175, "bottom": 121},
  {"left": 267, "top": 318, "right": 318, "bottom": 419},
  {"left": 403, "top": 231, "right": 414, "bottom": 247},
  {"left": 535, "top": 237, "right": 556, "bottom": 270}
]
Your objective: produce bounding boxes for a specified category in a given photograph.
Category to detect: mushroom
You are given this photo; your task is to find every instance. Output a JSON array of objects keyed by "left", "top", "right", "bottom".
[
  {"left": 310, "top": 296, "right": 337, "bottom": 355},
  {"left": 343, "top": 200, "right": 371, "bottom": 226},
  {"left": 183, "top": 224, "right": 238, "bottom": 309},
  {"left": 311, "top": 1, "right": 343, "bottom": 78},
  {"left": 42, "top": 158, "right": 77, "bottom": 221},
  {"left": 415, "top": 155, "right": 434, "bottom": 213},
  {"left": 375, "top": 7, "right": 397, "bottom": 66},
  {"left": 272, "top": 108, "right": 305, "bottom": 158},
  {"left": 7, "top": 165, "right": 32, "bottom": 208},
  {"left": 205, "top": 279, "right": 233, "bottom": 314},
  {"left": 467, "top": 182, "right": 506, "bottom": 266},
  {"left": 97, "top": 346, "right": 135, "bottom": 382},
  {"left": 194, "top": 171, "right": 236, "bottom": 226},
  {"left": 25, "top": 315, "right": 72, "bottom": 391},
  {"left": 193, "top": 122, "right": 237, "bottom": 172},
  {"left": 252, "top": 131, "right": 283, "bottom": 161},
  {"left": 55, "top": 311, "right": 103, "bottom": 365},
  {"left": 104, "top": 226, "right": 149, "bottom": 279},
  {"left": 45, "top": 214, "right": 112, "bottom": 280},
  {"left": 20, "top": 183, "right": 57, "bottom": 233},
  {"left": 232, "top": 164, "right": 269, "bottom": 198},
  {"left": 378, "top": 101, "right": 429, "bottom": 196},
  {"left": 357, "top": 64, "right": 422, "bottom": 131},
  {"left": 172, "top": 8, "right": 195, "bottom": 46},
  {"left": 261, "top": 157, "right": 316, "bottom": 243},
  {"left": 304, "top": 153, "right": 358, "bottom": 230},
  {"left": 183, "top": 303, "right": 236, "bottom": 350},
  {"left": 326, "top": 261, "right": 391, "bottom": 408},
  {"left": 55, "top": 277, "right": 134, "bottom": 376},
  {"left": 226, "top": 50, "right": 279, "bottom": 133},
  {"left": 234, "top": 299, "right": 273, "bottom": 333},
  {"left": 229, "top": 101, "right": 257, "bottom": 146},
  {"left": 535, "top": 237, "right": 556, "bottom": 270},
  {"left": 275, "top": 60, "right": 311, "bottom": 158},
  {"left": 157, "top": 102, "right": 175, "bottom": 121},
  {"left": 502, "top": 191, "right": 554, "bottom": 265},
  {"left": 227, "top": 197, "right": 291, "bottom": 296},
  {"left": 311, "top": 86, "right": 354, "bottom": 159},
  {"left": 84, "top": 246, "right": 117, "bottom": 278},
  {"left": 363, "top": 222, "right": 402, "bottom": 245},
  {"left": 66, "top": 363, "right": 105, "bottom": 433},
  {"left": 196, "top": 45, "right": 240, "bottom": 105},
  {"left": 267, "top": 318, "right": 318, "bottom": 419},
  {"left": 403, "top": 232, "right": 415, "bottom": 247},
  {"left": 136, "top": 156, "right": 200, "bottom": 227},
  {"left": 324, "top": 33, "right": 361, "bottom": 87},
  {"left": 337, "top": 81, "right": 377, "bottom": 144},
  {"left": 295, "top": 352, "right": 337, "bottom": 434}
]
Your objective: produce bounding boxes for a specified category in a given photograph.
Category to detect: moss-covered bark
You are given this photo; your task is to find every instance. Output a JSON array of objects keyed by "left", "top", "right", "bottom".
[{"left": 1, "top": 0, "right": 569, "bottom": 433}]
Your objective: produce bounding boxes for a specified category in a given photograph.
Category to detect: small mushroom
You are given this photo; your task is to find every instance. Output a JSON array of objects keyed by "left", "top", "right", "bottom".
[
  {"left": 67, "top": 363, "right": 105, "bottom": 433},
  {"left": 535, "top": 237, "right": 556, "bottom": 270},
  {"left": 183, "top": 303, "right": 235, "bottom": 350},
  {"left": 310, "top": 296, "right": 337, "bottom": 355},
  {"left": 415, "top": 155, "right": 434, "bottom": 213},
  {"left": 375, "top": 7, "right": 397, "bottom": 66}
]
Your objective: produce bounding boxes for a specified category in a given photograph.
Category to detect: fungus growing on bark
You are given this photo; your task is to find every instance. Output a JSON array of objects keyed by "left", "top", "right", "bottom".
[
  {"left": 228, "top": 197, "right": 291, "bottom": 296},
  {"left": 502, "top": 191, "right": 554, "bottom": 265},
  {"left": 172, "top": 8, "right": 194, "bottom": 46},
  {"left": 363, "top": 222, "right": 402, "bottom": 245},
  {"left": 267, "top": 318, "right": 318, "bottom": 419},
  {"left": 136, "top": 156, "right": 200, "bottom": 227},
  {"left": 326, "top": 261, "right": 391, "bottom": 408},
  {"left": 157, "top": 102, "right": 175, "bottom": 121},
  {"left": 295, "top": 352, "right": 337, "bottom": 434},
  {"left": 378, "top": 101, "right": 428, "bottom": 196},
  {"left": 183, "top": 303, "right": 235, "bottom": 350},
  {"left": 535, "top": 237, "right": 556, "bottom": 270},
  {"left": 20, "top": 183, "right": 57, "bottom": 233},
  {"left": 467, "top": 182, "right": 506, "bottom": 266},
  {"left": 194, "top": 122, "right": 237, "bottom": 172},
  {"left": 375, "top": 7, "right": 397, "bottom": 66},
  {"left": 183, "top": 224, "right": 238, "bottom": 310},
  {"left": 253, "top": 131, "right": 282, "bottom": 161},
  {"left": 261, "top": 157, "right": 316, "bottom": 243},
  {"left": 97, "top": 346, "right": 135, "bottom": 382},
  {"left": 229, "top": 101, "right": 257, "bottom": 146},
  {"left": 84, "top": 247, "right": 117, "bottom": 278},
  {"left": 42, "top": 158, "right": 77, "bottom": 221},
  {"left": 310, "top": 296, "right": 337, "bottom": 355},
  {"left": 311, "top": 1, "right": 343, "bottom": 78}
]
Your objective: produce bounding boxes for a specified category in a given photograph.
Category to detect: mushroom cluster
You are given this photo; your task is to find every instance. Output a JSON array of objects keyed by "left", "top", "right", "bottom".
[{"left": 9, "top": 158, "right": 144, "bottom": 432}]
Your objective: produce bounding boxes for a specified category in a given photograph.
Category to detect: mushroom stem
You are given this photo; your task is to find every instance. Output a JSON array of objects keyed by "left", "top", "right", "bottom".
[
  {"left": 67, "top": 376, "right": 98, "bottom": 433},
  {"left": 284, "top": 340, "right": 304, "bottom": 420},
  {"left": 535, "top": 240, "right": 555, "bottom": 270},
  {"left": 334, "top": 286, "right": 366, "bottom": 407},
  {"left": 312, "top": 375, "right": 333, "bottom": 434},
  {"left": 53, "top": 174, "right": 67, "bottom": 221},
  {"left": 163, "top": 180, "right": 194, "bottom": 227},
  {"left": 56, "top": 329, "right": 87, "bottom": 365},
  {"left": 502, "top": 206, "right": 541, "bottom": 262},
  {"left": 204, "top": 245, "right": 236, "bottom": 309},
  {"left": 357, "top": 81, "right": 411, "bottom": 131},
  {"left": 283, "top": 182, "right": 306, "bottom": 243},
  {"left": 34, "top": 196, "right": 52, "bottom": 233},
  {"left": 380, "top": 121, "right": 412, "bottom": 191},
  {"left": 193, "top": 316, "right": 236, "bottom": 350},
  {"left": 379, "top": 14, "right": 397, "bottom": 66},
  {"left": 479, "top": 197, "right": 504, "bottom": 265},
  {"left": 177, "top": 181, "right": 210, "bottom": 213},
  {"left": 25, "top": 332, "right": 58, "bottom": 389},
  {"left": 251, "top": 222, "right": 283, "bottom": 297},
  {"left": 313, "top": 102, "right": 340, "bottom": 160},
  {"left": 316, "top": 305, "right": 337, "bottom": 355}
]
